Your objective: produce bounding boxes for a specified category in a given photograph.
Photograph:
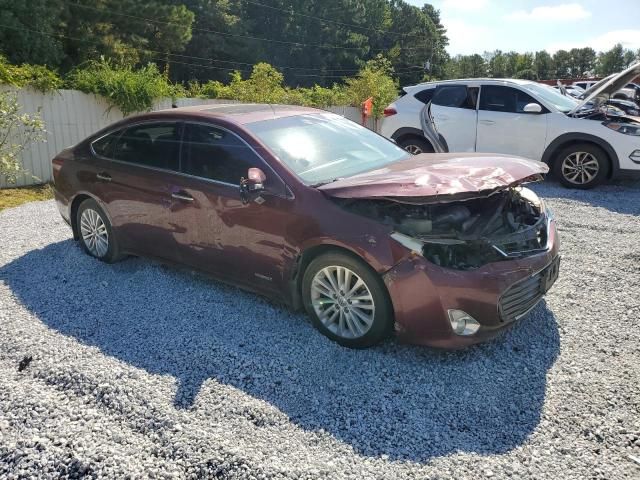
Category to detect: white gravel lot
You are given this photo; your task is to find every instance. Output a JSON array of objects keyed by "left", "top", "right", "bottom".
[{"left": 1, "top": 180, "right": 639, "bottom": 479}]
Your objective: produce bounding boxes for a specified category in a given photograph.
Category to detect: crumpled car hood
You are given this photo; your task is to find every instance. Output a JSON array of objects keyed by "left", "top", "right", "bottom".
[{"left": 317, "top": 153, "right": 548, "bottom": 203}]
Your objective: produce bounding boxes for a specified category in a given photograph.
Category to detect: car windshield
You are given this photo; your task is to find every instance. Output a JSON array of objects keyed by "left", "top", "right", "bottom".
[
  {"left": 246, "top": 113, "right": 410, "bottom": 185},
  {"left": 520, "top": 83, "right": 579, "bottom": 112}
]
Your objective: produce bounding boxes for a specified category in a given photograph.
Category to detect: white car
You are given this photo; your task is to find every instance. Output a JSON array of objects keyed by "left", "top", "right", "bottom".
[{"left": 381, "top": 64, "right": 640, "bottom": 188}]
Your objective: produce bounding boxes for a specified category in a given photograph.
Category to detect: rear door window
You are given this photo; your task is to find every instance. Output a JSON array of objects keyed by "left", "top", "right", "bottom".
[
  {"left": 112, "top": 122, "right": 181, "bottom": 171},
  {"left": 181, "top": 123, "right": 259, "bottom": 184},
  {"left": 92, "top": 130, "right": 122, "bottom": 158},
  {"left": 432, "top": 85, "right": 477, "bottom": 109}
]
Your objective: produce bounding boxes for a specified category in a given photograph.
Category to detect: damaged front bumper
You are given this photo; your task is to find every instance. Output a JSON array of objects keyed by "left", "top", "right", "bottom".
[{"left": 383, "top": 217, "right": 560, "bottom": 348}]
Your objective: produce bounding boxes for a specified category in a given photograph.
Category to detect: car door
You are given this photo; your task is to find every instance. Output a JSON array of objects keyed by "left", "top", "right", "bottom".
[
  {"left": 430, "top": 84, "right": 479, "bottom": 152},
  {"left": 88, "top": 121, "right": 187, "bottom": 261},
  {"left": 171, "top": 122, "right": 292, "bottom": 297},
  {"left": 476, "top": 85, "right": 548, "bottom": 161}
]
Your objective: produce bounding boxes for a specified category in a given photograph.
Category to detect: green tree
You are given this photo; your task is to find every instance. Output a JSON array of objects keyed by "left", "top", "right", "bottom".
[
  {"left": 553, "top": 50, "right": 572, "bottom": 78},
  {"left": 534, "top": 50, "right": 554, "bottom": 80},
  {"left": 0, "top": 0, "right": 66, "bottom": 67},
  {"left": 568, "top": 47, "right": 596, "bottom": 77},
  {"left": 597, "top": 44, "right": 626, "bottom": 75},
  {"left": 488, "top": 51, "right": 508, "bottom": 78},
  {"left": 63, "top": 1, "right": 194, "bottom": 71}
]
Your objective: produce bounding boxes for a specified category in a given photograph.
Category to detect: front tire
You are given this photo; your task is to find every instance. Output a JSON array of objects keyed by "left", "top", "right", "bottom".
[
  {"left": 553, "top": 143, "right": 609, "bottom": 189},
  {"left": 302, "top": 252, "right": 393, "bottom": 349},
  {"left": 76, "top": 198, "right": 121, "bottom": 263}
]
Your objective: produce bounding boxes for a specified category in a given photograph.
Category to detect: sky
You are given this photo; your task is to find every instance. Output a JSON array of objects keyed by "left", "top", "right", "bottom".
[{"left": 407, "top": 0, "right": 640, "bottom": 55}]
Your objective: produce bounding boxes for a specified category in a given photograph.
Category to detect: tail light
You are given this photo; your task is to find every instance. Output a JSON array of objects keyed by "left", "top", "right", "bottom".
[
  {"left": 51, "top": 152, "right": 68, "bottom": 183},
  {"left": 383, "top": 107, "right": 397, "bottom": 117}
]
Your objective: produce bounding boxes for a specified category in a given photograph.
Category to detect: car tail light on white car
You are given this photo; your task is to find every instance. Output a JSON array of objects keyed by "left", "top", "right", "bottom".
[{"left": 383, "top": 107, "right": 397, "bottom": 117}]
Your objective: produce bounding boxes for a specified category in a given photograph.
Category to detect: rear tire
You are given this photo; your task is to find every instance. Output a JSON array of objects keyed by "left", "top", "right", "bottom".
[
  {"left": 397, "top": 136, "right": 434, "bottom": 155},
  {"left": 553, "top": 143, "right": 609, "bottom": 189},
  {"left": 76, "top": 199, "right": 122, "bottom": 263},
  {"left": 302, "top": 252, "right": 393, "bottom": 349}
]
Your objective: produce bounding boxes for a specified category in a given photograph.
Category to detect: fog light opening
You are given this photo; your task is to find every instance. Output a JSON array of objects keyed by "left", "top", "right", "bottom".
[
  {"left": 448, "top": 309, "right": 481, "bottom": 336},
  {"left": 630, "top": 150, "right": 640, "bottom": 163}
]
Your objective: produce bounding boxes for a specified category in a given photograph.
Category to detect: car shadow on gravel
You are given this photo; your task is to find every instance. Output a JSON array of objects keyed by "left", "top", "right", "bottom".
[
  {"left": 1, "top": 240, "right": 561, "bottom": 463},
  {"left": 532, "top": 178, "right": 640, "bottom": 216}
]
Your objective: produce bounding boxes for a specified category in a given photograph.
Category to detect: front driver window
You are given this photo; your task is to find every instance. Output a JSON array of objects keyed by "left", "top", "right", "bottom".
[
  {"left": 181, "top": 124, "right": 258, "bottom": 184},
  {"left": 479, "top": 86, "right": 542, "bottom": 114}
]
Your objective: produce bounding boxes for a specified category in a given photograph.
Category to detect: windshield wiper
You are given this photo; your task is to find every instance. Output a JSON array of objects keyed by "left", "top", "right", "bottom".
[{"left": 310, "top": 178, "right": 344, "bottom": 188}]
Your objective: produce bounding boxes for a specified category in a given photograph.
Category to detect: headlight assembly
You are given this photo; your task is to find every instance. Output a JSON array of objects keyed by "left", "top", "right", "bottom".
[{"left": 603, "top": 121, "right": 640, "bottom": 136}]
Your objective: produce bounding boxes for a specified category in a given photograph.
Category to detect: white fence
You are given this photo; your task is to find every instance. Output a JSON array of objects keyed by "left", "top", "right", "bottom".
[{"left": 1, "top": 88, "right": 373, "bottom": 188}]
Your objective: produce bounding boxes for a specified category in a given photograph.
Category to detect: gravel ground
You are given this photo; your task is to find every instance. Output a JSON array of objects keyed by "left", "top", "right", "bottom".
[{"left": 1, "top": 180, "right": 639, "bottom": 479}]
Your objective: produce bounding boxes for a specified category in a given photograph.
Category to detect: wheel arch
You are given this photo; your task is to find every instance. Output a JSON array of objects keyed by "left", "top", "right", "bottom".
[
  {"left": 288, "top": 243, "right": 385, "bottom": 311},
  {"left": 541, "top": 133, "right": 620, "bottom": 179},
  {"left": 69, "top": 192, "right": 113, "bottom": 241},
  {"left": 391, "top": 128, "right": 434, "bottom": 148}
]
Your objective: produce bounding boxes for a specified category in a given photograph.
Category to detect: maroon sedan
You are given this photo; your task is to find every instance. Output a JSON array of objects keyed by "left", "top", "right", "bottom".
[{"left": 52, "top": 104, "right": 559, "bottom": 349}]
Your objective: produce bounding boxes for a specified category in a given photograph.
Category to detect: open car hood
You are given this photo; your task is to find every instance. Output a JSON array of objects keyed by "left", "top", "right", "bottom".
[
  {"left": 317, "top": 153, "right": 548, "bottom": 203},
  {"left": 570, "top": 63, "right": 640, "bottom": 115}
]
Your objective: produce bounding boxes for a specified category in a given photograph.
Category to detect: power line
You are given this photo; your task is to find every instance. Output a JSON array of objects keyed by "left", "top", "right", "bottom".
[
  {"left": 65, "top": 2, "right": 427, "bottom": 53},
  {"left": 243, "top": 0, "right": 410, "bottom": 37},
  {"left": 154, "top": 56, "right": 423, "bottom": 79},
  {"left": 0, "top": 24, "right": 425, "bottom": 79}
]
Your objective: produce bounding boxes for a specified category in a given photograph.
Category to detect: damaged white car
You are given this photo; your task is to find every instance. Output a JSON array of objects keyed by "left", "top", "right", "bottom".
[{"left": 382, "top": 63, "right": 640, "bottom": 189}]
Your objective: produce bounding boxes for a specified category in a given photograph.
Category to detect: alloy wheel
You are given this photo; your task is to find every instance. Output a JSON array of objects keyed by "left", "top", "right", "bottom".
[
  {"left": 80, "top": 208, "right": 109, "bottom": 258},
  {"left": 310, "top": 266, "right": 375, "bottom": 339},
  {"left": 561, "top": 152, "right": 600, "bottom": 185},
  {"left": 404, "top": 144, "right": 422, "bottom": 155}
]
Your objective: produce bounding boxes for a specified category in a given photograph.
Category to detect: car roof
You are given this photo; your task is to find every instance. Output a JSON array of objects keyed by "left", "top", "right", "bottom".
[
  {"left": 403, "top": 78, "right": 537, "bottom": 92},
  {"left": 126, "top": 103, "right": 325, "bottom": 125}
]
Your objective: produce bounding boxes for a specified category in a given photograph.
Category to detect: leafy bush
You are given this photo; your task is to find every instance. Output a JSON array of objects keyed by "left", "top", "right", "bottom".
[
  {"left": 188, "top": 64, "right": 350, "bottom": 108},
  {"left": 1, "top": 55, "right": 398, "bottom": 114},
  {"left": 285, "top": 85, "right": 348, "bottom": 108},
  {"left": 0, "top": 91, "right": 46, "bottom": 184},
  {"left": 344, "top": 55, "right": 398, "bottom": 118},
  {"left": 0, "top": 56, "right": 62, "bottom": 92},
  {"left": 67, "top": 60, "right": 177, "bottom": 115}
]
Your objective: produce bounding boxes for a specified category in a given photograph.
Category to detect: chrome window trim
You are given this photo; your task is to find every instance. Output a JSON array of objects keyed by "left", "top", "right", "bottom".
[{"left": 89, "top": 118, "right": 293, "bottom": 198}]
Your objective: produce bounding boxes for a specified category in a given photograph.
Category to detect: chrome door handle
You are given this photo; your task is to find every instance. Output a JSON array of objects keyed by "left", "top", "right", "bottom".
[
  {"left": 479, "top": 120, "right": 496, "bottom": 125},
  {"left": 171, "top": 191, "right": 194, "bottom": 202},
  {"left": 96, "top": 172, "right": 112, "bottom": 182}
]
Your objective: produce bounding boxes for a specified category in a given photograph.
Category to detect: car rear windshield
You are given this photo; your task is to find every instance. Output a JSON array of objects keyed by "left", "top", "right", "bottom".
[{"left": 245, "top": 113, "right": 409, "bottom": 186}]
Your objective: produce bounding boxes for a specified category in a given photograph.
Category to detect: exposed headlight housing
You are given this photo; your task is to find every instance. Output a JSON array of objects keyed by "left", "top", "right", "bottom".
[
  {"left": 448, "top": 309, "right": 481, "bottom": 336},
  {"left": 603, "top": 121, "right": 640, "bottom": 136}
]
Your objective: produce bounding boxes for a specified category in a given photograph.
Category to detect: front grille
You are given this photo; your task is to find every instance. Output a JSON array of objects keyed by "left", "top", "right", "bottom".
[{"left": 498, "top": 271, "right": 544, "bottom": 323}]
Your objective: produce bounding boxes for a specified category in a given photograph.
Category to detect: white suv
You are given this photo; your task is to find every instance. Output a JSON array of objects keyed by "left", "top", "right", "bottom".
[{"left": 381, "top": 64, "right": 640, "bottom": 188}]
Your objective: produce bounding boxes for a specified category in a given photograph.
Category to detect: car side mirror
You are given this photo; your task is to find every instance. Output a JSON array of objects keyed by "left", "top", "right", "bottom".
[
  {"left": 240, "top": 167, "right": 266, "bottom": 204},
  {"left": 523, "top": 103, "right": 543, "bottom": 114},
  {"left": 247, "top": 167, "right": 266, "bottom": 191}
]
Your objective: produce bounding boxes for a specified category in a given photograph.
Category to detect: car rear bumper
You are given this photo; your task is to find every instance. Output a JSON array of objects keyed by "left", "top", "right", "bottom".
[{"left": 383, "top": 219, "right": 560, "bottom": 348}]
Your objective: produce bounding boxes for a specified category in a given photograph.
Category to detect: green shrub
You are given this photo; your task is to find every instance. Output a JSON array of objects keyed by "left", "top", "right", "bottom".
[
  {"left": 0, "top": 56, "right": 62, "bottom": 92},
  {"left": 344, "top": 55, "right": 398, "bottom": 118},
  {"left": 0, "top": 91, "right": 46, "bottom": 184},
  {"left": 285, "top": 85, "right": 348, "bottom": 108},
  {"left": 67, "top": 60, "right": 176, "bottom": 115}
]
